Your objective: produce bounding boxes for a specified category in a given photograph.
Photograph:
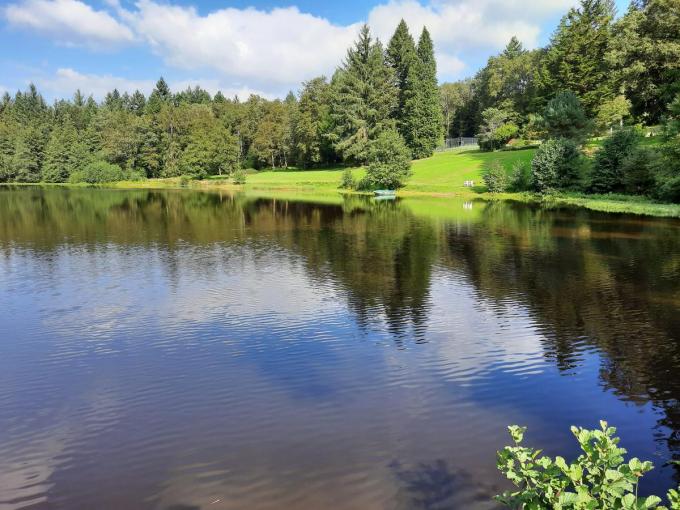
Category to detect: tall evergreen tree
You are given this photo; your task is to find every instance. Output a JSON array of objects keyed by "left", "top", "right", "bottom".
[
  {"left": 330, "top": 25, "right": 397, "bottom": 164},
  {"left": 43, "top": 117, "right": 79, "bottom": 182},
  {"left": 146, "top": 77, "right": 172, "bottom": 114},
  {"left": 386, "top": 20, "right": 417, "bottom": 135},
  {"left": 541, "top": 0, "right": 616, "bottom": 117},
  {"left": 401, "top": 27, "right": 443, "bottom": 158},
  {"left": 607, "top": 0, "right": 680, "bottom": 123}
]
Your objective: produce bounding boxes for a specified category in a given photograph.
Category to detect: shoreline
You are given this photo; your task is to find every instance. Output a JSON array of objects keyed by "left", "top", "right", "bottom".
[{"left": 4, "top": 179, "right": 680, "bottom": 219}]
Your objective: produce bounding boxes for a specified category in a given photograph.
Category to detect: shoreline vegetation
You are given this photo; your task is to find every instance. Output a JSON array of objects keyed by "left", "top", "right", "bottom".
[{"left": 6, "top": 150, "right": 680, "bottom": 219}]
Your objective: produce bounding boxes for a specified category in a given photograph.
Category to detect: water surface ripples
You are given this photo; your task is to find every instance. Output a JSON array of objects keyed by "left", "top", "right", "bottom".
[{"left": 1, "top": 188, "right": 680, "bottom": 509}]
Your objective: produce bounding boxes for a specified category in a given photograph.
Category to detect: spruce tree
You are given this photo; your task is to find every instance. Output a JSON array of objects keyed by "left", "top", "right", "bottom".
[
  {"left": 386, "top": 20, "right": 417, "bottom": 134},
  {"left": 541, "top": 0, "right": 616, "bottom": 117},
  {"left": 401, "top": 27, "right": 443, "bottom": 159},
  {"left": 330, "top": 25, "right": 397, "bottom": 164},
  {"left": 43, "top": 119, "right": 78, "bottom": 182}
]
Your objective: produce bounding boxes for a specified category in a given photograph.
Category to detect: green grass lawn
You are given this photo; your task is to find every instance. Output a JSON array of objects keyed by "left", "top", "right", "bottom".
[
  {"left": 106, "top": 141, "right": 680, "bottom": 218},
  {"left": 210, "top": 147, "right": 536, "bottom": 195}
]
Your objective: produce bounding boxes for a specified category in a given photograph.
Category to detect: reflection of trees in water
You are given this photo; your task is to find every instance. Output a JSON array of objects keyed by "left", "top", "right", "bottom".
[
  {"left": 440, "top": 200, "right": 680, "bottom": 476},
  {"left": 245, "top": 196, "right": 438, "bottom": 344},
  {"left": 0, "top": 188, "right": 437, "bottom": 343},
  {"left": 5, "top": 188, "right": 680, "bottom": 473}
]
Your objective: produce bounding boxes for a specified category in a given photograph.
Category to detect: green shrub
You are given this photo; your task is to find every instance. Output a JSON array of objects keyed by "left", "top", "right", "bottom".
[
  {"left": 190, "top": 168, "right": 208, "bottom": 180},
  {"left": 68, "top": 161, "right": 125, "bottom": 184},
  {"left": 622, "top": 147, "right": 660, "bottom": 196},
  {"left": 656, "top": 176, "right": 680, "bottom": 203},
  {"left": 591, "top": 128, "right": 641, "bottom": 193},
  {"left": 478, "top": 107, "right": 519, "bottom": 151},
  {"left": 483, "top": 160, "right": 509, "bottom": 192},
  {"left": 543, "top": 91, "right": 592, "bottom": 144},
  {"left": 531, "top": 138, "right": 584, "bottom": 192},
  {"left": 496, "top": 421, "right": 680, "bottom": 509},
  {"left": 359, "top": 129, "right": 411, "bottom": 190},
  {"left": 510, "top": 161, "right": 534, "bottom": 192},
  {"left": 339, "top": 168, "right": 356, "bottom": 190},
  {"left": 232, "top": 168, "right": 246, "bottom": 185}
]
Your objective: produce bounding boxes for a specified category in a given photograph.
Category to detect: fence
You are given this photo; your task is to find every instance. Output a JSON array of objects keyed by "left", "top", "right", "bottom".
[{"left": 437, "top": 137, "right": 479, "bottom": 151}]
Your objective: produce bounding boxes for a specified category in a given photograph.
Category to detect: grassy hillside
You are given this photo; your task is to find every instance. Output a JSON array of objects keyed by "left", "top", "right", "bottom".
[
  {"left": 213, "top": 147, "right": 535, "bottom": 194},
  {"left": 102, "top": 141, "right": 680, "bottom": 218}
]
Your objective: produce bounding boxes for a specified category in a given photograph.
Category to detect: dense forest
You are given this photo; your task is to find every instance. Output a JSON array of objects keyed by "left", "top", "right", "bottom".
[
  {"left": 0, "top": 0, "right": 679, "bottom": 198},
  {"left": 0, "top": 21, "right": 440, "bottom": 185}
]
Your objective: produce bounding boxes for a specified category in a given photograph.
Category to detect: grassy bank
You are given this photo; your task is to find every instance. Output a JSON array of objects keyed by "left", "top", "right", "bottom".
[{"left": 11, "top": 146, "right": 680, "bottom": 218}]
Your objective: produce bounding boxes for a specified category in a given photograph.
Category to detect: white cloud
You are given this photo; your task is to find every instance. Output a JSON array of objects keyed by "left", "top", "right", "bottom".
[
  {"left": 5, "top": 0, "right": 579, "bottom": 95},
  {"left": 39, "top": 68, "right": 154, "bottom": 99},
  {"left": 367, "top": 0, "right": 576, "bottom": 80},
  {"left": 122, "top": 0, "right": 360, "bottom": 91},
  {"left": 36, "top": 68, "right": 272, "bottom": 101},
  {"left": 4, "top": 0, "right": 135, "bottom": 48}
]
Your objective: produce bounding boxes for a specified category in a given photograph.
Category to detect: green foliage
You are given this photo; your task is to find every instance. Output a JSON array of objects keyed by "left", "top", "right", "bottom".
[
  {"left": 483, "top": 160, "right": 509, "bottom": 192},
  {"left": 478, "top": 107, "right": 519, "bottom": 151},
  {"left": 69, "top": 160, "right": 126, "bottom": 184},
  {"left": 339, "top": 168, "right": 356, "bottom": 189},
  {"left": 475, "top": 37, "right": 543, "bottom": 126},
  {"left": 622, "top": 147, "right": 660, "bottom": 196},
  {"left": 591, "top": 128, "right": 641, "bottom": 193},
  {"left": 596, "top": 96, "right": 632, "bottom": 133},
  {"left": 541, "top": 0, "right": 616, "bottom": 117},
  {"left": 232, "top": 168, "right": 246, "bottom": 185},
  {"left": 406, "top": 28, "right": 443, "bottom": 159},
  {"left": 607, "top": 0, "right": 680, "bottom": 123},
  {"left": 510, "top": 160, "right": 534, "bottom": 191},
  {"left": 532, "top": 138, "right": 584, "bottom": 192},
  {"left": 542, "top": 91, "right": 592, "bottom": 143},
  {"left": 360, "top": 129, "right": 411, "bottom": 190},
  {"left": 293, "top": 77, "right": 333, "bottom": 168},
  {"left": 440, "top": 79, "right": 476, "bottom": 138},
  {"left": 496, "top": 421, "right": 680, "bottom": 510},
  {"left": 330, "top": 25, "right": 397, "bottom": 164}
]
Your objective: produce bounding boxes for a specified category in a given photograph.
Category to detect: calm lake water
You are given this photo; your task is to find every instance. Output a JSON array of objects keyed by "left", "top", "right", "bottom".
[{"left": 1, "top": 187, "right": 680, "bottom": 510}]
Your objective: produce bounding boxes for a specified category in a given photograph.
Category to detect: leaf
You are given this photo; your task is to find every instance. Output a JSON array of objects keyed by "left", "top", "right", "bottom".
[
  {"left": 644, "top": 495, "right": 662, "bottom": 508},
  {"left": 558, "top": 491, "right": 579, "bottom": 506}
]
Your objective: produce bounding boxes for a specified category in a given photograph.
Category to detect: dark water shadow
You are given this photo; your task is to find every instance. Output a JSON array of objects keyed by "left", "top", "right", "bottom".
[{"left": 390, "top": 459, "right": 498, "bottom": 510}]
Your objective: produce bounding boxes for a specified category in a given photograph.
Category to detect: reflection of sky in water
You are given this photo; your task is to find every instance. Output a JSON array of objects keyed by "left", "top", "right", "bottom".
[{"left": 0, "top": 191, "right": 679, "bottom": 509}]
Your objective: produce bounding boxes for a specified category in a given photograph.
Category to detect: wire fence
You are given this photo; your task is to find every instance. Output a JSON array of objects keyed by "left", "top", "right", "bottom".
[{"left": 437, "top": 137, "right": 479, "bottom": 151}]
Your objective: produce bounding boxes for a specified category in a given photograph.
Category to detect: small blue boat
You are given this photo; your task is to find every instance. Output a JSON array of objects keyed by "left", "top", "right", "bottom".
[{"left": 373, "top": 190, "right": 397, "bottom": 197}]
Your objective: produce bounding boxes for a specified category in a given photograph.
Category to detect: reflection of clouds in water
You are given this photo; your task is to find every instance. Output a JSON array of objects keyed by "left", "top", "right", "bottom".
[
  {"left": 36, "top": 245, "right": 348, "bottom": 350},
  {"left": 0, "top": 384, "right": 124, "bottom": 510},
  {"left": 414, "top": 269, "right": 547, "bottom": 382},
  {"left": 0, "top": 435, "right": 61, "bottom": 510}
]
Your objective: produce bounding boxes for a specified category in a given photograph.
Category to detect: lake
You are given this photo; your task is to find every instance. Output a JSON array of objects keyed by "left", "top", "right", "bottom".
[{"left": 1, "top": 187, "right": 679, "bottom": 510}]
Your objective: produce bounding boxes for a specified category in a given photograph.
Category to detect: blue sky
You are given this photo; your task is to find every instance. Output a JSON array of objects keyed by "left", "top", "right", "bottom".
[{"left": 0, "top": 0, "right": 630, "bottom": 101}]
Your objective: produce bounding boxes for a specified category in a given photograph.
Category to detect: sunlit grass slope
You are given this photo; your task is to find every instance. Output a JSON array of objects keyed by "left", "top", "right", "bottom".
[{"left": 223, "top": 147, "right": 536, "bottom": 194}]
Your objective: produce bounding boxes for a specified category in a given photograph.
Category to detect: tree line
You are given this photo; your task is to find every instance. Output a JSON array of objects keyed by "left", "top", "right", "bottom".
[
  {"left": 441, "top": 0, "right": 679, "bottom": 141},
  {"left": 448, "top": 0, "right": 680, "bottom": 201},
  {"left": 0, "top": 21, "right": 441, "bottom": 185}
]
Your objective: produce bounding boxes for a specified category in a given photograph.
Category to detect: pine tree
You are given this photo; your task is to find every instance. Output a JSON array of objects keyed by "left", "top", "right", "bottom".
[
  {"left": 43, "top": 118, "right": 78, "bottom": 182},
  {"left": 541, "top": 0, "right": 616, "bottom": 117},
  {"left": 386, "top": 20, "right": 417, "bottom": 136},
  {"left": 12, "top": 126, "right": 44, "bottom": 182},
  {"left": 330, "top": 25, "right": 397, "bottom": 164},
  {"left": 129, "top": 90, "right": 146, "bottom": 116},
  {"left": 146, "top": 77, "right": 172, "bottom": 114},
  {"left": 401, "top": 27, "right": 443, "bottom": 159}
]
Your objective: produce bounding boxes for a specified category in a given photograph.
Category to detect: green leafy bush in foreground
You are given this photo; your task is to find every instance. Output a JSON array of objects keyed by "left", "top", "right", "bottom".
[{"left": 496, "top": 421, "right": 680, "bottom": 509}]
